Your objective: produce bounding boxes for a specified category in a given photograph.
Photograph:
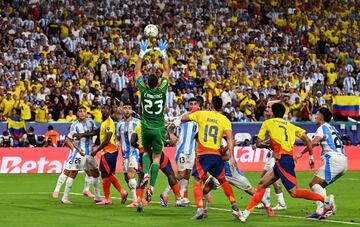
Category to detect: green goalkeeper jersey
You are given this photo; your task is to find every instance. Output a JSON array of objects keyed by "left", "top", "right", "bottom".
[{"left": 136, "top": 76, "right": 169, "bottom": 129}]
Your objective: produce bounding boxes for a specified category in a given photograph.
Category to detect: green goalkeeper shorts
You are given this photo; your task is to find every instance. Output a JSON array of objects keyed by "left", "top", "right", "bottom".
[{"left": 141, "top": 127, "right": 166, "bottom": 154}]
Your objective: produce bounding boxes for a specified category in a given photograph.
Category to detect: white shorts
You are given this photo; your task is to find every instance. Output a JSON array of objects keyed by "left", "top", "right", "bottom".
[
  {"left": 64, "top": 150, "right": 86, "bottom": 171},
  {"left": 122, "top": 156, "right": 139, "bottom": 173},
  {"left": 208, "top": 166, "right": 252, "bottom": 191},
  {"left": 176, "top": 152, "right": 195, "bottom": 172},
  {"left": 264, "top": 157, "right": 275, "bottom": 171},
  {"left": 315, "top": 153, "right": 347, "bottom": 184},
  {"left": 84, "top": 155, "right": 98, "bottom": 171}
]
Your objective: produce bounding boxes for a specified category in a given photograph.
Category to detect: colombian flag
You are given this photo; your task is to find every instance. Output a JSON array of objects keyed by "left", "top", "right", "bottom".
[
  {"left": 333, "top": 96, "right": 360, "bottom": 118},
  {"left": 7, "top": 118, "right": 26, "bottom": 140}
]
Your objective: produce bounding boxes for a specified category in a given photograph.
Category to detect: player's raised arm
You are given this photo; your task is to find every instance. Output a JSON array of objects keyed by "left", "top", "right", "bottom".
[
  {"left": 135, "top": 40, "right": 150, "bottom": 81},
  {"left": 92, "top": 131, "right": 112, "bottom": 156},
  {"left": 156, "top": 39, "right": 173, "bottom": 82}
]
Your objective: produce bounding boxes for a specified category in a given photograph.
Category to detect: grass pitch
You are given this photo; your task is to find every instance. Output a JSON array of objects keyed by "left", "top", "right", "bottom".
[{"left": 0, "top": 172, "right": 359, "bottom": 227}]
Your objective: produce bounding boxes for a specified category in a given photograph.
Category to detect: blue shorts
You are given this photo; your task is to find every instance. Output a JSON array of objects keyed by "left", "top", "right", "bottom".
[
  {"left": 100, "top": 152, "right": 119, "bottom": 174},
  {"left": 137, "top": 153, "right": 173, "bottom": 176},
  {"left": 273, "top": 155, "right": 298, "bottom": 191},
  {"left": 192, "top": 154, "right": 225, "bottom": 180}
]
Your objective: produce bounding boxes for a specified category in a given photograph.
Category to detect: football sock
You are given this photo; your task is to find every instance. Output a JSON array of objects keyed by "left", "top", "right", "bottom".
[
  {"left": 54, "top": 173, "right": 67, "bottom": 192},
  {"left": 162, "top": 185, "right": 171, "bottom": 197},
  {"left": 312, "top": 184, "right": 327, "bottom": 213},
  {"left": 83, "top": 175, "right": 92, "bottom": 192},
  {"left": 184, "top": 181, "right": 189, "bottom": 198},
  {"left": 149, "top": 163, "right": 160, "bottom": 187},
  {"left": 102, "top": 177, "right": 111, "bottom": 200},
  {"left": 276, "top": 192, "right": 286, "bottom": 206},
  {"left": 136, "top": 188, "right": 144, "bottom": 203},
  {"left": 193, "top": 182, "right": 204, "bottom": 208},
  {"left": 263, "top": 187, "right": 271, "bottom": 206},
  {"left": 220, "top": 180, "right": 236, "bottom": 205},
  {"left": 62, "top": 177, "right": 74, "bottom": 200},
  {"left": 109, "top": 174, "right": 124, "bottom": 193},
  {"left": 202, "top": 193, "right": 209, "bottom": 209},
  {"left": 246, "top": 186, "right": 266, "bottom": 212},
  {"left": 171, "top": 183, "right": 181, "bottom": 198},
  {"left": 93, "top": 177, "right": 101, "bottom": 201},
  {"left": 128, "top": 178, "right": 137, "bottom": 202},
  {"left": 293, "top": 188, "right": 325, "bottom": 202},
  {"left": 142, "top": 153, "right": 151, "bottom": 174},
  {"left": 179, "top": 179, "right": 188, "bottom": 198}
]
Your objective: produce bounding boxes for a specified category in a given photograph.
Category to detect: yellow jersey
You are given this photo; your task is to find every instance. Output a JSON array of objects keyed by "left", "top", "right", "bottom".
[
  {"left": 258, "top": 118, "right": 305, "bottom": 159},
  {"left": 35, "top": 106, "right": 48, "bottom": 122},
  {"left": 19, "top": 102, "right": 32, "bottom": 120},
  {"left": 100, "top": 116, "right": 117, "bottom": 154},
  {"left": 133, "top": 123, "right": 144, "bottom": 153},
  {"left": 189, "top": 111, "right": 232, "bottom": 156}
]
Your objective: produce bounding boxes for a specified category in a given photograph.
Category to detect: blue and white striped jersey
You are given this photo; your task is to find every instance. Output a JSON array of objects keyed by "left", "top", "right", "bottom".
[
  {"left": 315, "top": 123, "right": 345, "bottom": 156},
  {"left": 116, "top": 117, "right": 141, "bottom": 159},
  {"left": 67, "top": 118, "right": 97, "bottom": 155},
  {"left": 175, "top": 119, "right": 198, "bottom": 159}
]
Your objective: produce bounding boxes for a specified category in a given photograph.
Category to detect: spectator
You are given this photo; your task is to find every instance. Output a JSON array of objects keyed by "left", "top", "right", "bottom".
[
  {"left": 44, "top": 125, "right": 60, "bottom": 147},
  {"left": 301, "top": 99, "right": 313, "bottom": 121},
  {"left": 35, "top": 101, "right": 49, "bottom": 122},
  {"left": 19, "top": 96, "right": 32, "bottom": 121},
  {"left": 22, "top": 127, "right": 38, "bottom": 147},
  {"left": 65, "top": 110, "right": 77, "bottom": 122}
]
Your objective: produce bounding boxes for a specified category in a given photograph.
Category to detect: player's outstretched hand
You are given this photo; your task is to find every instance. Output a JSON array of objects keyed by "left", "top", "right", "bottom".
[
  {"left": 139, "top": 40, "right": 151, "bottom": 59},
  {"left": 157, "top": 39, "right": 168, "bottom": 51},
  {"left": 154, "top": 39, "right": 168, "bottom": 58}
]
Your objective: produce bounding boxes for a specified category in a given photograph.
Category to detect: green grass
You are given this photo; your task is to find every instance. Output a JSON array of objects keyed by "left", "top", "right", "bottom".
[{"left": 0, "top": 172, "right": 359, "bottom": 227}]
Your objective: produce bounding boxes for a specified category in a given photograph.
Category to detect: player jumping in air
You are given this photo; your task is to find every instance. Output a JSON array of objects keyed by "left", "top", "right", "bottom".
[
  {"left": 134, "top": 39, "right": 173, "bottom": 204},
  {"left": 53, "top": 106, "right": 102, "bottom": 204},
  {"left": 116, "top": 102, "right": 141, "bottom": 207},
  {"left": 131, "top": 123, "right": 184, "bottom": 212},
  {"left": 75, "top": 104, "right": 128, "bottom": 205},
  {"left": 181, "top": 96, "right": 241, "bottom": 220},
  {"left": 295, "top": 107, "right": 347, "bottom": 219},
  {"left": 239, "top": 103, "right": 336, "bottom": 222}
]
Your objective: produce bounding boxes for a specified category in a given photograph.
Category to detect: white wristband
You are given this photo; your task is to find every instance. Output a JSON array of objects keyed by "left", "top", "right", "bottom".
[
  {"left": 309, "top": 155, "right": 314, "bottom": 160},
  {"left": 139, "top": 51, "right": 146, "bottom": 59}
]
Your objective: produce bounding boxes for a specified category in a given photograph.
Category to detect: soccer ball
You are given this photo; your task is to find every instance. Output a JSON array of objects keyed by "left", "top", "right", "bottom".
[{"left": 144, "top": 24, "right": 159, "bottom": 37}]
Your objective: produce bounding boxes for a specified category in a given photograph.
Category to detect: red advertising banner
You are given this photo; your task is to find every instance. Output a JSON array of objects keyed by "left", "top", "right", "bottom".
[{"left": 0, "top": 146, "right": 359, "bottom": 174}]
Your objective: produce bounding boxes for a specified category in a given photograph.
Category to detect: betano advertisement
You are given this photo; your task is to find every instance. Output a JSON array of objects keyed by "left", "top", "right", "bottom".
[{"left": 0, "top": 146, "right": 359, "bottom": 174}]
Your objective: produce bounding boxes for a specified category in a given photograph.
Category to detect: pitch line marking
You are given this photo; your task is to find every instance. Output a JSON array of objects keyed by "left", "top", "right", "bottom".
[{"left": 0, "top": 192, "right": 358, "bottom": 226}]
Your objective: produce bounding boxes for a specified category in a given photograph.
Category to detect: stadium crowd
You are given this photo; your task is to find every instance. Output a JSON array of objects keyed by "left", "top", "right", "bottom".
[{"left": 0, "top": 0, "right": 359, "bottom": 128}]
